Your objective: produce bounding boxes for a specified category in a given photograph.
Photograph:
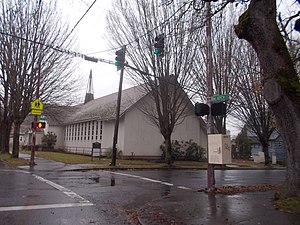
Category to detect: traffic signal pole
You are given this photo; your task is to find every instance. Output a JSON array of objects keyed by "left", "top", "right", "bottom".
[
  {"left": 111, "top": 46, "right": 126, "bottom": 166},
  {"left": 205, "top": 2, "right": 215, "bottom": 191},
  {"left": 30, "top": 115, "right": 37, "bottom": 167},
  {"left": 30, "top": 70, "right": 41, "bottom": 167}
]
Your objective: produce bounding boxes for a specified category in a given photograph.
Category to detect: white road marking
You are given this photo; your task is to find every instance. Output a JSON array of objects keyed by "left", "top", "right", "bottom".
[
  {"left": 0, "top": 170, "right": 93, "bottom": 212},
  {"left": 0, "top": 202, "right": 94, "bottom": 212},
  {"left": 110, "top": 171, "right": 192, "bottom": 191},
  {"left": 178, "top": 186, "right": 192, "bottom": 190},
  {"left": 32, "top": 174, "right": 92, "bottom": 204}
]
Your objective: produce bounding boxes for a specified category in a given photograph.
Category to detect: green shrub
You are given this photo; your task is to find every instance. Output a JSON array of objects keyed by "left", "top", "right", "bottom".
[
  {"left": 160, "top": 139, "right": 205, "bottom": 161},
  {"left": 183, "top": 140, "right": 205, "bottom": 161},
  {"left": 160, "top": 140, "right": 184, "bottom": 161},
  {"left": 41, "top": 132, "right": 57, "bottom": 149},
  {"left": 105, "top": 148, "right": 123, "bottom": 159}
]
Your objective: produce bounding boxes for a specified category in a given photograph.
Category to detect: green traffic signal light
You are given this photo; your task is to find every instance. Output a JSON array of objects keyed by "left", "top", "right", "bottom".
[
  {"left": 115, "top": 47, "right": 126, "bottom": 71},
  {"left": 154, "top": 34, "right": 165, "bottom": 57}
]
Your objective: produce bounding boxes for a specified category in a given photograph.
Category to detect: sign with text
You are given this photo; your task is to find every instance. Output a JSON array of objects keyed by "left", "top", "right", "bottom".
[{"left": 213, "top": 94, "right": 230, "bottom": 102}]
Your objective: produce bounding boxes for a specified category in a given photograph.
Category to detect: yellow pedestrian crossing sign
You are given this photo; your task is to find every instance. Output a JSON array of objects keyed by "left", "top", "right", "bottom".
[{"left": 31, "top": 99, "right": 44, "bottom": 110}]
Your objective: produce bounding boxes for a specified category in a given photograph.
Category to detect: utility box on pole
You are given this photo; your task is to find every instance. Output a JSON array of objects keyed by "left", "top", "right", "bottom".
[{"left": 208, "top": 134, "right": 232, "bottom": 164}]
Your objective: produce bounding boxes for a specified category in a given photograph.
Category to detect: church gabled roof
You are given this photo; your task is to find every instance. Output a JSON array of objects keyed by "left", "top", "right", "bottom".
[{"left": 64, "top": 85, "right": 148, "bottom": 124}]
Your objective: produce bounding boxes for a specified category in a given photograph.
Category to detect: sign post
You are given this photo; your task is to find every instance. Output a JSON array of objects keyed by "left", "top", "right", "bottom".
[{"left": 30, "top": 99, "right": 44, "bottom": 167}]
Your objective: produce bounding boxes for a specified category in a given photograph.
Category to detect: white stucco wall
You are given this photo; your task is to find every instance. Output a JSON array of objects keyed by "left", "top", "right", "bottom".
[
  {"left": 172, "top": 113, "right": 208, "bottom": 151},
  {"left": 48, "top": 126, "right": 64, "bottom": 148},
  {"left": 101, "top": 118, "right": 125, "bottom": 152},
  {"left": 123, "top": 106, "right": 163, "bottom": 156},
  {"left": 122, "top": 98, "right": 207, "bottom": 157}
]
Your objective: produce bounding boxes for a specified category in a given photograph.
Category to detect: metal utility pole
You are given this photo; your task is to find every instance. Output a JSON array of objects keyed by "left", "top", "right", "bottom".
[
  {"left": 111, "top": 46, "right": 126, "bottom": 166},
  {"left": 29, "top": 63, "right": 42, "bottom": 167},
  {"left": 205, "top": 2, "right": 215, "bottom": 191}
]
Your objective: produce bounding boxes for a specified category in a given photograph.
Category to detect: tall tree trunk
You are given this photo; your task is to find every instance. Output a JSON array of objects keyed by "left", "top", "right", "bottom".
[
  {"left": 1, "top": 113, "right": 12, "bottom": 154},
  {"left": 235, "top": 0, "right": 300, "bottom": 196},
  {"left": 1, "top": 122, "right": 11, "bottom": 154},
  {"left": 12, "top": 121, "right": 21, "bottom": 158},
  {"left": 164, "top": 135, "right": 173, "bottom": 166},
  {"left": 262, "top": 142, "right": 270, "bottom": 165},
  {"left": 1, "top": 86, "right": 11, "bottom": 153}
]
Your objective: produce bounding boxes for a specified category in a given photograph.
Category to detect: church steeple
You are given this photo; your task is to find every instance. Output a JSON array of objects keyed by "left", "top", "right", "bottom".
[{"left": 84, "top": 69, "right": 94, "bottom": 104}]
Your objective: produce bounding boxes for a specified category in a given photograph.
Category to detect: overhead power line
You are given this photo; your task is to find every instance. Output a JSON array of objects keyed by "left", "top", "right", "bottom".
[
  {"left": 64, "top": 0, "right": 98, "bottom": 42},
  {"left": 0, "top": 30, "right": 199, "bottom": 95},
  {"left": 0, "top": 30, "right": 114, "bottom": 65}
]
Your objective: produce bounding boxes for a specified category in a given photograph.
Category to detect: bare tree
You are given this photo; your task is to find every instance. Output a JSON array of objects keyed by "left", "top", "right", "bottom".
[
  {"left": 235, "top": 0, "right": 300, "bottom": 197},
  {"left": 231, "top": 44, "right": 276, "bottom": 165},
  {"left": 0, "top": 0, "right": 82, "bottom": 157},
  {"left": 106, "top": 0, "right": 205, "bottom": 164},
  {"left": 191, "top": 5, "right": 242, "bottom": 134}
]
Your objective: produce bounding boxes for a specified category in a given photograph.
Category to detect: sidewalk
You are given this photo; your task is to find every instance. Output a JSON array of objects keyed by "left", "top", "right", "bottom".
[
  {"left": 16, "top": 153, "right": 286, "bottom": 172},
  {"left": 18, "top": 153, "right": 96, "bottom": 172}
]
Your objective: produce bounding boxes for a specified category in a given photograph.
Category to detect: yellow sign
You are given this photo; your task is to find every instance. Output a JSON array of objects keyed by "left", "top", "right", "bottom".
[
  {"left": 31, "top": 99, "right": 44, "bottom": 110},
  {"left": 31, "top": 109, "right": 42, "bottom": 115}
]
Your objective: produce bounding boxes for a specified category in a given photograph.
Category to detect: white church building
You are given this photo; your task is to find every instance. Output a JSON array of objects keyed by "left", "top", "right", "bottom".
[{"left": 22, "top": 73, "right": 208, "bottom": 159}]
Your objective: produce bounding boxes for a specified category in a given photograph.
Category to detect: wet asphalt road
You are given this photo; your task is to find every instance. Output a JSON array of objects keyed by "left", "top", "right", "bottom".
[{"left": 1, "top": 167, "right": 299, "bottom": 225}]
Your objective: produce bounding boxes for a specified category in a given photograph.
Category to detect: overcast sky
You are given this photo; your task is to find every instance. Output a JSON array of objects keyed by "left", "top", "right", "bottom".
[
  {"left": 58, "top": 0, "right": 133, "bottom": 101},
  {"left": 56, "top": 0, "right": 299, "bottom": 136}
]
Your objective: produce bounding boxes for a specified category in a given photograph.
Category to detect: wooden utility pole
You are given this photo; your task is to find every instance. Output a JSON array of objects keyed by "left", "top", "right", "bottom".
[
  {"left": 111, "top": 46, "right": 126, "bottom": 166},
  {"left": 206, "top": 2, "right": 215, "bottom": 191}
]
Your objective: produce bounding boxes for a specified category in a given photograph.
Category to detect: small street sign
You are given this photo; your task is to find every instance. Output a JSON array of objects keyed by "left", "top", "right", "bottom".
[
  {"left": 31, "top": 99, "right": 44, "bottom": 110},
  {"left": 39, "top": 117, "right": 48, "bottom": 122},
  {"left": 31, "top": 109, "right": 42, "bottom": 115},
  {"left": 213, "top": 94, "right": 230, "bottom": 102}
]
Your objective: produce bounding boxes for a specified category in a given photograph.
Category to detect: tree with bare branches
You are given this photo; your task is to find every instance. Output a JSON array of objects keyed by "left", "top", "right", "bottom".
[
  {"left": 235, "top": 0, "right": 300, "bottom": 197},
  {"left": 191, "top": 5, "right": 243, "bottom": 134},
  {"left": 231, "top": 44, "right": 276, "bottom": 165},
  {"left": 106, "top": 0, "right": 206, "bottom": 164},
  {"left": 0, "top": 0, "right": 81, "bottom": 157}
]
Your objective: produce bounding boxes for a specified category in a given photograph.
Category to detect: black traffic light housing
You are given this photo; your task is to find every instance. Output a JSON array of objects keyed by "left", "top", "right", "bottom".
[
  {"left": 154, "top": 34, "right": 165, "bottom": 57},
  {"left": 195, "top": 102, "right": 226, "bottom": 117},
  {"left": 115, "top": 47, "right": 126, "bottom": 71},
  {"left": 32, "top": 122, "right": 46, "bottom": 129},
  {"left": 195, "top": 103, "right": 209, "bottom": 116},
  {"left": 211, "top": 102, "right": 226, "bottom": 116}
]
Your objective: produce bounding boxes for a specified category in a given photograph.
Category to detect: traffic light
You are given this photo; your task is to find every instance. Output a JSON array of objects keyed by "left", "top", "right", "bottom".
[
  {"left": 154, "top": 34, "right": 165, "bottom": 57},
  {"left": 31, "top": 122, "right": 46, "bottom": 129},
  {"left": 37, "top": 122, "right": 46, "bottom": 129},
  {"left": 195, "top": 102, "right": 226, "bottom": 117},
  {"left": 115, "top": 47, "right": 126, "bottom": 71},
  {"left": 195, "top": 103, "right": 209, "bottom": 117},
  {"left": 211, "top": 102, "right": 226, "bottom": 116}
]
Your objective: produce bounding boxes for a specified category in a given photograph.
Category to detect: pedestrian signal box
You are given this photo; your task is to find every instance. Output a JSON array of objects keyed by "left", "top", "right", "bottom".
[
  {"left": 37, "top": 122, "right": 46, "bottom": 129},
  {"left": 208, "top": 134, "right": 231, "bottom": 164},
  {"left": 32, "top": 122, "right": 46, "bottom": 129}
]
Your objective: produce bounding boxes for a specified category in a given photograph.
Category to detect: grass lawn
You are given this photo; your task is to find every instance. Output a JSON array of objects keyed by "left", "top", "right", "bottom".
[
  {"left": 21, "top": 150, "right": 163, "bottom": 166},
  {"left": 274, "top": 196, "right": 300, "bottom": 214},
  {"left": 0, "top": 153, "right": 29, "bottom": 167},
  {"left": 20, "top": 150, "right": 209, "bottom": 169}
]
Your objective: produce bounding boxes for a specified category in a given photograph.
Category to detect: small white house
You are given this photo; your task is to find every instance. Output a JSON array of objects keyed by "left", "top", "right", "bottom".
[{"left": 23, "top": 85, "right": 207, "bottom": 159}]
